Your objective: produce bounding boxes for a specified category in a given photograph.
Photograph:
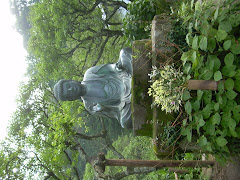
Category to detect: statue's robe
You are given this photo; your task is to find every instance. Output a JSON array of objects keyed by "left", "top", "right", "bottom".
[{"left": 81, "top": 48, "right": 132, "bottom": 128}]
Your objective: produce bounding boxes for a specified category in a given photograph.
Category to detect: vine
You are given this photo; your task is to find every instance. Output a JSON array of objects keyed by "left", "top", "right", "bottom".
[{"left": 177, "top": 0, "right": 240, "bottom": 161}]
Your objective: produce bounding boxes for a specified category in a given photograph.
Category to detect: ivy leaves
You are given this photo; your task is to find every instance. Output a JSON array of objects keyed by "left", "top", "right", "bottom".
[{"left": 178, "top": 0, "right": 240, "bottom": 156}]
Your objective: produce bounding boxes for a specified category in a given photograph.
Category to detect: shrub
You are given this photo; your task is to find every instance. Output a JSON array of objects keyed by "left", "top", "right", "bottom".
[
  {"left": 175, "top": 0, "right": 240, "bottom": 161},
  {"left": 148, "top": 64, "right": 187, "bottom": 113},
  {"left": 123, "top": 0, "right": 157, "bottom": 43}
]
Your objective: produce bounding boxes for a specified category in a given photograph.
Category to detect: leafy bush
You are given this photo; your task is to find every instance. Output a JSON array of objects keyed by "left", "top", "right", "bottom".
[
  {"left": 123, "top": 0, "right": 157, "bottom": 43},
  {"left": 83, "top": 163, "right": 94, "bottom": 180},
  {"left": 168, "top": 20, "right": 189, "bottom": 51},
  {"left": 148, "top": 64, "right": 187, "bottom": 113},
  {"left": 175, "top": 0, "right": 240, "bottom": 160}
]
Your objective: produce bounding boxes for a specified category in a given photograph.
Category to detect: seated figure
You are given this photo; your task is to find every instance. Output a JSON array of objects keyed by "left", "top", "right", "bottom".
[{"left": 54, "top": 48, "right": 132, "bottom": 128}]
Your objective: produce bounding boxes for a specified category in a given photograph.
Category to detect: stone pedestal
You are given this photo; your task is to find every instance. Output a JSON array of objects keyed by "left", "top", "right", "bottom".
[
  {"left": 152, "top": 15, "right": 174, "bottom": 65},
  {"left": 131, "top": 39, "right": 153, "bottom": 136},
  {"left": 131, "top": 15, "right": 176, "bottom": 157}
]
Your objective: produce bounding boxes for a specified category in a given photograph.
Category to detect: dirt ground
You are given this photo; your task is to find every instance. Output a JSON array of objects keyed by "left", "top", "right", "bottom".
[{"left": 212, "top": 157, "right": 240, "bottom": 180}]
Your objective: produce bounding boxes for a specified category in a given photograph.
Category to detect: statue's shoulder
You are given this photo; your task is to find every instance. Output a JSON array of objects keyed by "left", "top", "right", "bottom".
[{"left": 83, "top": 64, "right": 116, "bottom": 81}]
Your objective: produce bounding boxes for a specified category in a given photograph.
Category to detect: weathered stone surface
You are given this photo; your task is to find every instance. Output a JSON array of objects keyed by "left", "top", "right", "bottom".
[
  {"left": 132, "top": 39, "right": 153, "bottom": 136},
  {"left": 152, "top": 15, "right": 174, "bottom": 65},
  {"left": 131, "top": 16, "right": 176, "bottom": 139}
]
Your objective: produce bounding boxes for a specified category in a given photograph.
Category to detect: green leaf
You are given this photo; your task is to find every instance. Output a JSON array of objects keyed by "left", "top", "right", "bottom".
[
  {"left": 193, "top": 100, "right": 200, "bottom": 111},
  {"left": 181, "top": 127, "right": 192, "bottom": 142},
  {"left": 226, "top": 90, "right": 238, "bottom": 100},
  {"left": 182, "top": 90, "right": 191, "bottom": 101},
  {"left": 219, "top": 21, "right": 232, "bottom": 32},
  {"left": 208, "top": 28, "right": 218, "bottom": 37},
  {"left": 230, "top": 44, "right": 240, "bottom": 54},
  {"left": 194, "top": 113, "right": 204, "bottom": 134},
  {"left": 206, "top": 57, "right": 215, "bottom": 70},
  {"left": 207, "top": 37, "right": 216, "bottom": 53},
  {"left": 214, "top": 71, "right": 222, "bottom": 81},
  {"left": 225, "top": 78, "right": 234, "bottom": 90},
  {"left": 203, "top": 90, "right": 212, "bottom": 104},
  {"left": 224, "top": 100, "right": 237, "bottom": 112},
  {"left": 187, "top": 129, "right": 192, "bottom": 142},
  {"left": 199, "top": 136, "right": 207, "bottom": 146},
  {"left": 204, "top": 121, "right": 215, "bottom": 135},
  {"left": 185, "top": 101, "right": 192, "bottom": 115},
  {"left": 233, "top": 105, "right": 240, "bottom": 123},
  {"left": 223, "top": 40, "right": 232, "bottom": 50},
  {"left": 214, "top": 102, "right": 219, "bottom": 111},
  {"left": 191, "top": 51, "right": 197, "bottom": 65},
  {"left": 197, "top": 90, "right": 204, "bottom": 100},
  {"left": 207, "top": 55, "right": 221, "bottom": 72},
  {"left": 219, "top": 95, "right": 227, "bottom": 109},
  {"left": 184, "top": 63, "right": 192, "bottom": 74},
  {"left": 229, "top": 129, "right": 238, "bottom": 137},
  {"left": 181, "top": 50, "right": 197, "bottom": 64},
  {"left": 228, "top": 71, "right": 236, "bottom": 77},
  {"left": 214, "top": 7, "right": 219, "bottom": 21},
  {"left": 192, "top": 35, "right": 198, "bottom": 50},
  {"left": 222, "top": 146, "right": 230, "bottom": 153},
  {"left": 224, "top": 53, "right": 234, "bottom": 66},
  {"left": 236, "top": 127, "right": 240, "bottom": 137},
  {"left": 205, "top": 144, "right": 213, "bottom": 152},
  {"left": 198, "top": 118, "right": 205, "bottom": 127},
  {"left": 212, "top": 112, "right": 221, "bottom": 125},
  {"left": 234, "top": 80, "right": 240, "bottom": 92},
  {"left": 216, "top": 93, "right": 223, "bottom": 104},
  {"left": 215, "top": 29, "right": 228, "bottom": 42},
  {"left": 199, "top": 36, "right": 208, "bottom": 51},
  {"left": 199, "top": 20, "right": 209, "bottom": 36},
  {"left": 229, "top": 118, "right": 236, "bottom": 130},
  {"left": 195, "top": 1, "right": 201, "bottom": 11},
  {"left": 221, "top": 111, "right": 231, "bottom": 128},
  {"left": 203, "top": 70, "right": 213, "bottom": 80},
  {"left": 216, "top": 137, "right": 228, "bottom": 147},
  {"left": 186, "top": 33, "right": 193, "bottom": 45},
  {"left": 222, "top": 65, "right": 237, "bottom": 77},
  {"left": 234, "top": 70, "right": 240, "bottom": 80},
  {"left": 202, "top": 104, "right": 212, "bottom": 119}
]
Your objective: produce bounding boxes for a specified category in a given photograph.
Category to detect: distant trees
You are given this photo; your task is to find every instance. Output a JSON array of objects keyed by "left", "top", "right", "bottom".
[{"left": 0, "top": 0, "right": 131, "bottom": 179}]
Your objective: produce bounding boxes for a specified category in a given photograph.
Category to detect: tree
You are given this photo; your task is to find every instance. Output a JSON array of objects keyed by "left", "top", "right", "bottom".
[
  {"left": 6, "top": 0, "right": 131, "bottom": 179},
  {"left": 27, "top": 0, "right": 127, "bottom": 80}
]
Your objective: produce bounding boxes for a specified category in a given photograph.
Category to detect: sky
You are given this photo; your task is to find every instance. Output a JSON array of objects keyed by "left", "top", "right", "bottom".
[{"left": 0, "top": 0, "right": 27, "bottom": 140}]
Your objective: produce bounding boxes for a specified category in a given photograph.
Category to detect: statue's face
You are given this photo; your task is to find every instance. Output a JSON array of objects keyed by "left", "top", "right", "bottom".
[{"left": 62, "top": 81, "right": 83, "bottom": 100}]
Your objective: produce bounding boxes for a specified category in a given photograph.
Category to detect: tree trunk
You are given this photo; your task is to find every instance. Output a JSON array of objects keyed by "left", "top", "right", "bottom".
[{"left": 104, "top": 159, "right": 215, "bottom": 168}]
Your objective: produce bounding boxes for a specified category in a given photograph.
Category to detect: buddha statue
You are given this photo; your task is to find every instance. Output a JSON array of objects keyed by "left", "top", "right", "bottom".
[{"left": 54, "top": 48, "right": 132, "bottom": 128}]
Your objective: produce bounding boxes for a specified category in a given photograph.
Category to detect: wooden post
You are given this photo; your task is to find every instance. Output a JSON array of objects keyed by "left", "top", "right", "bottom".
[
  {"left": 94, "top": 153, "right": 214, "bottom": 177},
  {"left": 104, "top": 159, "right": 215, "bottom": 168},
  {"left": 187, "top": 80, "right": 224, "bottom": 91}
]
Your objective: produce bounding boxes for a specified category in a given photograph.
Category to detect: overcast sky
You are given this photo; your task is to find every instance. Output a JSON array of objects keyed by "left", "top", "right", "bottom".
[{"left": 0, "top": 0, "right": 27, "bottom": 140}]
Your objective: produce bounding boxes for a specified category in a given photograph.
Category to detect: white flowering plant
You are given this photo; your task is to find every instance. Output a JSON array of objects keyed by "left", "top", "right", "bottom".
[{"left": 148, "top": 64, "right": 186, "bottom": 113}]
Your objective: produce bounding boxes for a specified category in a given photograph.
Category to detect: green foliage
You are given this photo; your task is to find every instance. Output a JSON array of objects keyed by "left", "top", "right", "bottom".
[
  {"left": 83, "top": 163, "right": 94, "bottom": 180},
  {"left": 105, "top": 134, "right": 171, "bottom": 179},
  {"left": 6, "top": 0, "right": 129, "bottom": 178},
  {"left": 168, "top": 20, "right": 189, "bottom": 51},
  {"left": 174, "top": 0, "right": 240, "bottom": 160},
  {"left": 148, "top": 64, "right": 187, "bottom": 113},
  {"left": 123, "top": 0, "right": 157, "bottom": 43},
  {"left": 176, "top": 153, "right": 209, "bottom": 180},
  {"left": 28, "top": 0, "right": 127, "bottom": 82}
]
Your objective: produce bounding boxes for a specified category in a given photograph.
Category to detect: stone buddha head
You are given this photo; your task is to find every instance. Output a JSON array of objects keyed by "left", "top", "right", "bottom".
[{"left": 54, "top": 79, "right": 86, "bottom": 101}]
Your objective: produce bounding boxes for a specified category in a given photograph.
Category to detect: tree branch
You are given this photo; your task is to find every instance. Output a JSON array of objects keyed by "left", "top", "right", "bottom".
[
  {"left": 100, "top": 118, "right": 125, "bottom": 159},
  {"left": 92, "top": 36, "right": 110, "bottom": 66},
  {"left": 63, "top": 150, "right": 81, "bottom": 180}
]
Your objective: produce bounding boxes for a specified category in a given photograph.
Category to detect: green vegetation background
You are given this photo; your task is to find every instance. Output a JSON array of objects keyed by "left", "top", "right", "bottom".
[{"left": 1, "top": 0, "right": 240, "bottom": 179}]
